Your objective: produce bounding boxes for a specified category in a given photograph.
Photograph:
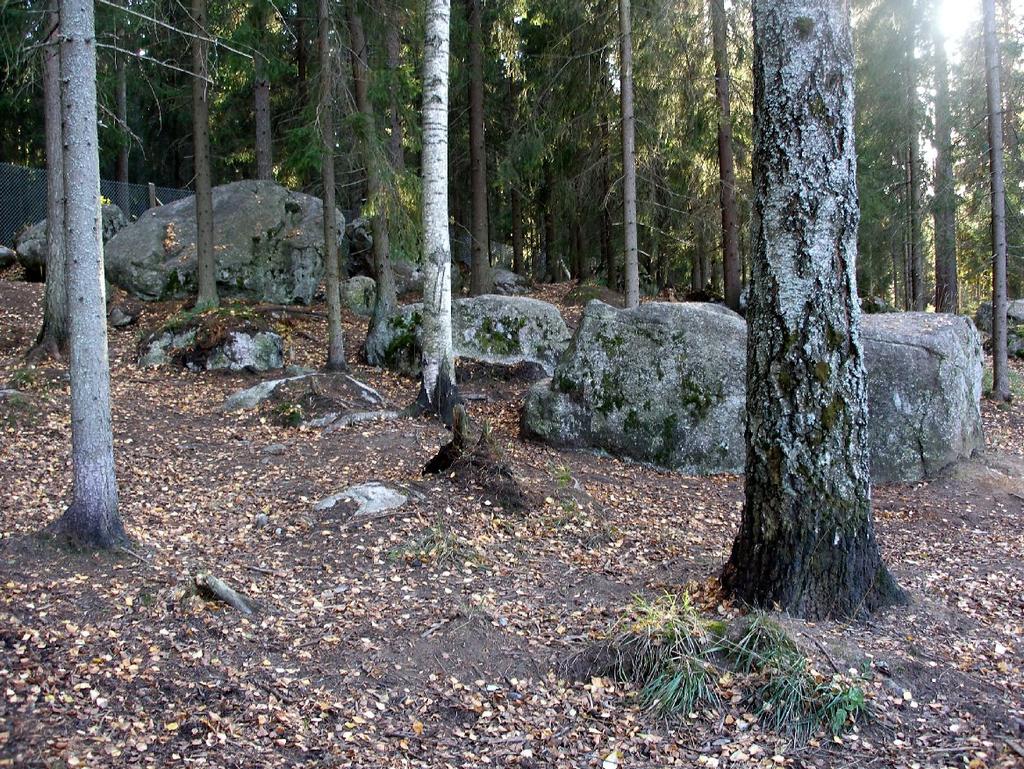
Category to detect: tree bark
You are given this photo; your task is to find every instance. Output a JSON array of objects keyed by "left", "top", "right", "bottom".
[
  {"left": 348, "top": 3, "right": 399, "bottom": 367},
  {"left": 711, "top": 0, "right": 741, "bottom": 312},
  {"left": 52, "top": 0, "right": 127, "bottom": 549},
  {"left": 618, "top": 0, "right": 639, "bottom": 307},
  {"left": 254, "top": 2, "right": 274, "bottom": 182},
  {"left": 192, "top": 0, "right": 217, "bottom": 310},
  {"left": 932, "top": 10, "right": 958, "bottom": 314},
  {"left": 983, "top": 0, "right": 1010, "bottom": 402},
  {"left": 511, "top": 185, "right": 524, "bottom": 275},
  {"left": 33, "top": 0, "right": 68, "bottom": 360},
  {"left": 115, "top": 55, "right": 129, "bottom": 188},
  {"left": 467, "top": 0, "right": 492, "bottom": 295},
  {"left": 385, "top": 25, "right": 405, "bottom": 171},
  {"left": 721, "top": 0, "right": 903, "bottom": 620},
  {"left": 417, "top": 0, "right": 459, "bottom": 424},
  {"left": 319, "top": 0, "right": 345, "bottom": 370}
]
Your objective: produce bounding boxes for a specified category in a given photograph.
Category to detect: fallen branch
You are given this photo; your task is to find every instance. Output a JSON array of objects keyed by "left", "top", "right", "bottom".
[
  {"left": 195, "top": 572, "right": 258, "bottom": 614},
  {"left": 325, "top": 409, "right": 401, "bottom": 432}
]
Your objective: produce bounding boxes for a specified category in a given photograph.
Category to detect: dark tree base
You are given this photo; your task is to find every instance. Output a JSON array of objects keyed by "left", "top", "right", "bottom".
[
  {"left": 413, "top": 367, "right": 461, "bottom": 427},
  {"left": 720, "top": 533, "right": 907, "bottom": 620},
  {"left": 47, "top": 501, "right": 129, "bottom": 552}
]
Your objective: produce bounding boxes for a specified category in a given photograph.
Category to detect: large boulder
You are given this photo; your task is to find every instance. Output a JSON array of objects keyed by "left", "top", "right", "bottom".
[
  {"left": 0, "top": 246, "right": 15, "bottom": 269},
  {"left": 105, "top": 180, "right": 342, "bottom": 304},
  {"left": 492, "top": 268, "right": 531, "bottom": 296},
  {"left": 522, "top": 301, "right": 747, "bottom": 475},
  {"left": 522, "top": 303, "right": 984, "bottom": 481},
  {"left": 140, "top": 328, "right": 284, "bottom": 372},
  {"left": 974, "top": 299, "right": 1024, "bottom": 357},
  {"left": 16, "top": 204, "right": 127, "bottom": 281},
  {"left": 342, "top": 276, "right": 376, "bottom": 317},
  {"left": 861, "top": 312, "right": 984, "bottom": 483},
  {"left": 377, "top": 295, "right": 571, "bottom": 376}
]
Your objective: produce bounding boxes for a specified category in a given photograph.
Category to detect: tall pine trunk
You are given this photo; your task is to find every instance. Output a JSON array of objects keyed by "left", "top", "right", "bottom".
[
  {"left": 253, "top": 1, "right": 273, "bottom": 181},
  {"left": 52, "top": 0, "right": 127, "bottom": 549},
  {"left": 319, "top": 0, "right": 345, "bottom": 370},
  {"left": 721, "top": 0, "right": 903, "bottom": 619},
  {"left": 983, "top": 0, "right": 1010, "bottom": 402},
  {"left": 33, "top": 0, "right": 68, "bottom": 360},
  {"left": 192, "top": 0, "right": 217, "bottom": 310},
  {"left": 115, "top": 54, "right": 129, "bottom": 204},
  {"left": 932, "top": 11, "right": 958, "bottom": 313},
  {"left": 618, "top": 0, "right": 639, "bottom": 307},
  {"left": 348, "top": 4, "right": 399, "bottom": 366},
  {"left": 385, "top": 26, "right": 405, "bottom": 171},
  {"left": 511, "top": 186, "right": 524, "bottom": 275},
  {"left": 417, "top": 0, "right": 459, "bottom": 423},
  {"left": 467, "top": 0, "right": 492, "bottom": 295},
  {"left": 711, "top": 0, "right": 741, "bottom": 312}
]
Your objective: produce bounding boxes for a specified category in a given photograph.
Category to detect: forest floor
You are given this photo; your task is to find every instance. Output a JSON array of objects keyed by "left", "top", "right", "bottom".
[{"left": 1, "top": 273, "right": 1023, "bottom": 769}]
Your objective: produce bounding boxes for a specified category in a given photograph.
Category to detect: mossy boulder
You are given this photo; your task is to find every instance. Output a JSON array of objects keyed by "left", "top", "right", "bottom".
[
  {"left": 138, "top": 306, "right": 285, "bottom": 372},
  {"left": 974, "top": 299, "right": 1024, "bottom": 357},
  {"left": 105, "top": 180, "right": 342, "bottom": 304},
  {"left": 16, "top": 204, "right": 127, "bottom": 281},
  {"left": 861, "top": 312, "right": 984, "bottom": 483},
  {"left": 522, "top": 300, "right": 747, "bottom": 475},
  {"left": 522, "top": 303, "right": 984, "bottom": 481},
  {"left": 342, "top": 275, "right": 376, "bottom": 317},
  {"left": 375, "top": 295, "right": 571, "bottom": 376}
]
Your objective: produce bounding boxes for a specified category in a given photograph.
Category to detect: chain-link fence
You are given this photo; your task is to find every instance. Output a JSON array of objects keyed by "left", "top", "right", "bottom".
[{"left": 0, "top": 162, "right": 191, "bottom": 248}]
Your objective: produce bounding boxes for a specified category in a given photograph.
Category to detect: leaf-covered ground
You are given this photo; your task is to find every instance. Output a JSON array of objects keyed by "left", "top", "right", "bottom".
[{"left": 1, "top": 275, "right": 1023, "bottom": 769}]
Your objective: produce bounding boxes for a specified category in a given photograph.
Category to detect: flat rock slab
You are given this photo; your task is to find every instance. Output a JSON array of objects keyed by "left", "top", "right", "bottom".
[
  {"left": 222, "top": 374, "right": 316, "bottom": 412},
  {"left": 314, "top": 483, "right": 408, "bottom": 518}
]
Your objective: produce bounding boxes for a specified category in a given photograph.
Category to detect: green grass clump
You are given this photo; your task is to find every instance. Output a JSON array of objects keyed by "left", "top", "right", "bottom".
[
  {"left": 388, "top": 518, "right": 478, "bottom": 566},
  {"left": 596, "top": 598, "right": 872, "bottom": 740},
  {"left": 604, "top": 594, "right": 724, "bottom": 717}
]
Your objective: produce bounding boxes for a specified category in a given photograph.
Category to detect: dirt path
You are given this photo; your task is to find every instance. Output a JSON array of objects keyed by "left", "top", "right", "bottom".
[{"left": 2, "top": 276, "right": 1022, "bottom": 768}]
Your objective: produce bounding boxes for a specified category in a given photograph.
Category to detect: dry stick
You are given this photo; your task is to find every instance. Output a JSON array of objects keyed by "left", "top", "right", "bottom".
[
  {"left": 805, "top": 633, "right": 843, "bottom": 676},
  {"left": 94, "top": 43, "right": 213, "bottom": 84},
  {"left": 195, "top": 572, "right": 258, "bottom": 614}
]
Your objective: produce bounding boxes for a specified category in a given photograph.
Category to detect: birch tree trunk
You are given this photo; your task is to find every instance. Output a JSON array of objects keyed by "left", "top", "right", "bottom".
[
  {"left": 192, "top": 0, "right": 218, "bottom": 310},
  {"left": 932, "top": 11, "right": 958, "bottom": 313},
  {"left": 417, "top": 0, "right": 459, "bottom": 423},
  {"left": 52, "top": 0, "right": 127, "bottom": 549},
  {"left": 348, "top": 3, "right": 399, "bottom": 367},
  {"left": 711, "top": 0, "right": 741, "bottom": 312},
  {"left": 983, "top": 0, "right": 1010, "bottom": 402},
  {"left": 618, "top": 0, "right": 639, "bottom": 307},
  {"left": 721, "top": 0, "right": 903, "bottom": 619},
  {"left": 467, "top": 0, "right": 492, "bottom": 295},
  {"left": 319, "top": 0, "right": 346, "bottom": 370},
  {"left": 33, "top": 0, "right": 68, "bottom": 360}
]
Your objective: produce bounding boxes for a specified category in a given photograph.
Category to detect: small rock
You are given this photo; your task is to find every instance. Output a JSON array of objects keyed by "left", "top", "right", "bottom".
[
  {"left": 314, "top": 482, "right": 408, "bottom": 517},
  {"left": 109, "top": 306, "right": 136, "bottom": 327},
  {"left": 254, "top": 513, "right": 269, "bottom": 528},
  {"left": 262, "top": 443, "right": 287, "bottom": 456}
]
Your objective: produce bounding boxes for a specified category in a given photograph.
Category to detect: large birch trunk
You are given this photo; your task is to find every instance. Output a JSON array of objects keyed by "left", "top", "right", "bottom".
[
  {"left": 416, "top": 0, "right": 459, "bottom": 423},
  {"left": 932, "top": 11, "right": 958, "bottom": 314},
  {"left": 618, "top": 0, "right": 639, "bottom": 308},
  {"left": 721, "top": 0, "right": 903, "bottom": 619},
  {"left": 467, "top": 0, "right": 492, "bottom": 295},
  {"left": 983, "top": 0, "right": 1010, "bottom": 402},
  {"left": 319, "top": 0, "right": 346, "bottom": 370},
  {"left": 53, "top": 0, "right": 127, "bottom": 549},
  {"left": 711, "top": 0, "right": 741, "bottom": 312},
  {"left": 34, "top": 0, "right": 68, "bottom": 359},
  {"left": 192, "top": 0, "right": 218, "bottom": 310}
]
